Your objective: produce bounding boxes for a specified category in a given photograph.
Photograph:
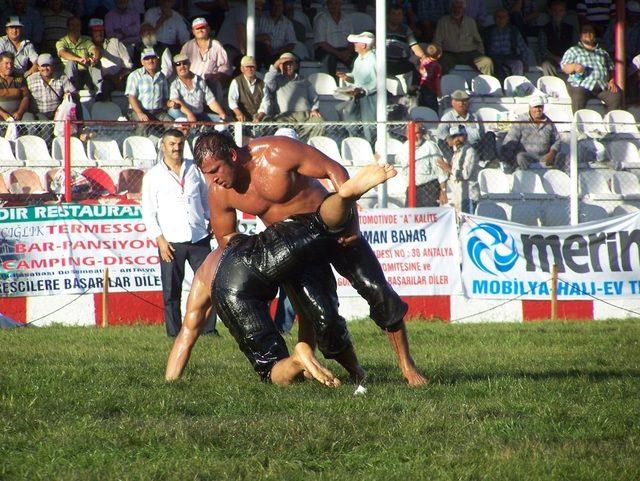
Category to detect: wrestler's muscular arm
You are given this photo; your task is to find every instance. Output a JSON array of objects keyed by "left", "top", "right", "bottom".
[{"left": 209, "top": 187, "right": 239, "bottom": 249}]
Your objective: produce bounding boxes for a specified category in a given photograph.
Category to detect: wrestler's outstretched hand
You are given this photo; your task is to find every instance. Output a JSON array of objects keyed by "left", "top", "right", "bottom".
[{"left": 293, "top": 342, "right": 342, "bottom": 388}]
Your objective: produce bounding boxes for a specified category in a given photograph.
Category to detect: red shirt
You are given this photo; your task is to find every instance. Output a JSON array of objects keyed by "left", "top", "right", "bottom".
[{"left": 419, "top": 57, "right": 442, "bottom": 93}]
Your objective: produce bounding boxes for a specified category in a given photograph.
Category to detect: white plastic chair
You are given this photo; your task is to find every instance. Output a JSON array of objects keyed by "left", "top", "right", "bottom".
[
  {"left": 579, "top": 170, "right": 619, "bottom": 200},
  {"left": 440, "top": 74, "right": 468, "bottom": 97},
  {"left": 52, "top": 137, "right": 95, "bottom": 166},
  {"left": 611, "top": 171, "right": 640, "bottom": 197},
  {"left": 606, "top": 140, "right": 640, "bottom": 170},
  {"left": 544, "top": 103, "right": 573, "bottom": 132},
  {"left": 536, "top": 76, "right": 569, "bottom": 99},
  {"left": 308, "top": 136, "right": 344, "bottom": 164},
  {"left": 90, "top": 101, "right": 124, "bottom": 121},
  {"left": 510, "top": 201, "right": 541, "bottom": 226},
  {"left": 475, "top": 201, "right": 509, "bottom": 220},
  {"left": 88, "top": 138, "right": 130, "bottom": 166},
  {"left": 542, "top": 200, "right": 570, "bottom": 225},
  {"left": 374, "top": 137, "right": 404, "bottom": 164},
  {"left": 15, "top": 135, "right": 58, "bottom": 167},
  {"left": 574, "top": 109, "right": 605, "bottom": 138},
  {"left": 408, "top": 106, "right": 439, "bottom": 122},
  {"left": 503, "top": 75, "right": 537, "bottom": 97},
  {"left": 341, "top": 137, "right": 374, "bottom": 166},
  {"left": 474, "top": 107, "right": 502, "bottom": 132},
  {"left": 123, "top": 136, "right": 157, "bottom": 168},
  {"left": 613, "top": 204, "right": 640, "bottom": 216},
  {"left": 603, "top": 110, "right": 640, "bottom": 136},
  {"left": 512, "top": 170, "right": 549, "bottom": 198},
  {"left": 478, "top": 168, "right": 514, "bottom": 199},
  {"left": 348, "top": 12, "right": 375, "bottom": 32},
  {"left": 542, "top": 169, "right": 570, "bottom": 197},
  {"left": 308, "top": 72, "right": 338, "bottom": 96},
  {"left": 579, "top": 202, "right": 609, "bottom": 222},
  {"left": 0, "top": 136, "right": 21, "bottom": 166},
  {"left": 471, "top": 75, "right": 503, "bottom": 97}
]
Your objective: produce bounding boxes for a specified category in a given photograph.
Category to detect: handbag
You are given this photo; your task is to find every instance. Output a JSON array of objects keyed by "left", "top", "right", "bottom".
[
  {"left": 53, "top": 93, "right": 78, "bottom": 137},
  {"left": 4, "top": 118, "right": 17, "bottom": 142}
]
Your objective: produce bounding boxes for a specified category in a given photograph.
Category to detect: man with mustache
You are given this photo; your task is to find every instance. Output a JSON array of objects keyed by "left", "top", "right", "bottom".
[{"left": 561, "top": 23, "right": 622, "bottom": 113}]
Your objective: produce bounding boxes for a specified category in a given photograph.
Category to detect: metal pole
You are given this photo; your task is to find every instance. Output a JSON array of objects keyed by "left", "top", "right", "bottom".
[
  {"left": 407, "top": 121, "right": 417, "bottom": 207},
  {"left": 375, "top": 0, "right": 388, "bottom": 208},
  {"left": 64, "top": 119, "right": 71, "bottom": 203},
  {"left": 614, "top": 0, "right": 625, "bottom": 96},
  {"left": 570, "top": 119, "right": 578, "bottom": 225},
  {"left": 102, "top": 268, "right": 109, "bottom": 328},
  {"left": 550, "top": 264, "right": 558, "bottom": 321},
  {"left": 246, "top": 0, "right": 256, "bottom": 58}
]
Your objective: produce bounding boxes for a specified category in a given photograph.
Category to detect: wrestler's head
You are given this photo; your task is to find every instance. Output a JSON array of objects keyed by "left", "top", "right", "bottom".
[{"left": 194, "top": 131, "right": 238, "bottom": 188}]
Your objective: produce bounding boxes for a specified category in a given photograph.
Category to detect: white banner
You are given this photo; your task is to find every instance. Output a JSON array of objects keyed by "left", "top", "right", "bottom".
[
  {"left": 460, "top": 212, "right": 640, "bottom": 299},
  {"left": 336, "top": 207, "right": 461, "bottom": 296}
]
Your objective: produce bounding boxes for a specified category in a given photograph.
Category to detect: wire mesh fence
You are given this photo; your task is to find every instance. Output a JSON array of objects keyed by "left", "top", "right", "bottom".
[{"left": 0, "top": 118, "right": 639, "bottom": 225}]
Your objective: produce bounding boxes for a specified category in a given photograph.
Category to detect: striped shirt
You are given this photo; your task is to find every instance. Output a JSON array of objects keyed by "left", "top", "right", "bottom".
[
  {"left": 169, "top": 74, "right": 215, "bottom": 114},
  {"left": 313, "top": 11, "right": 352, "bottom": 48},
  {"left": 27, "top": 73, "right": 76, "bottom": 114},
  {"left": 561, "top": 42, "right": 613, "bottom": 91},
  {"left": 257, "top": 14, "right": 296, "bottom": 52},
  {"left": 0, "top": 37, "right": 37, "bottom": 76},
  {"left": 576, "top": 0, "right": 615, "bottom": 26},
  {"left": 125, "top": 67, "right": 169, "bottom": 111}
]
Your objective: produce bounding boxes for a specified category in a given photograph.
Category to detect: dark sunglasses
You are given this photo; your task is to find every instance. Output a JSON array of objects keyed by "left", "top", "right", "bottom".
[{"left": 174, "top": 61, "right": 190, "bottom": 66}]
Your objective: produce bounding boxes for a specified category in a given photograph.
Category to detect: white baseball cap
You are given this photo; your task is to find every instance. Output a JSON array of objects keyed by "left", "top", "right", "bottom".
[
  {"left": 528, "top": 96, "right": 545, "bottom": 107},
  {"left": 347, "top": 31, "right": 375, "bottom": 45}
]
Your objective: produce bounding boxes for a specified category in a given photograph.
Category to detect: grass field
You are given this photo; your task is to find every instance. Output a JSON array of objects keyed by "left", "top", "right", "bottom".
[{"left": 1, "top": 319, "right": 639, "bottom": 481}]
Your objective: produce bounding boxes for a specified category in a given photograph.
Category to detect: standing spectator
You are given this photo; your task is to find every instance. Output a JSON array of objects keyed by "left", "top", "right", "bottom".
[
  {"left": 264, "top": 52, "right": 324, "bottom": 140},
  {"left": 504, "top": 0, "right": 541, "bottom": 38},
  {"left": 104, "top": 0, "right": 141, "bottom": 51},
  {"left": 436, "top": 90, "right": 497, "bottom": 162},
  {"left": 256, "top": 0, "right": 297, "bottom": 65},
  {"left": 483, "top": 8, "right": 529, "bottom": 81},
  {"left": 538, "top": 0, "right": 578, "bottom": 78},
  {"left": 180, "top": 17, "right": 233, "bottom": 94},
  {"left": 141, "top": 128, "right": 216, "bottom": 338},
  {"left": 0, "top": 17, "right": 38, "bottom": 77},
  {"left": 0, "top": 52, "right": 29, "bottom": 121},
  {"left": 56, "top": 16, "right": 103, "bottom": 93},
  {"left": 407, "top": 134, "right": 449, "bottom": 207},
  {"left": 143, "top": 0, "right": 191, "bottom": 54},
  {"left": 313, "top": 0, "right": 354, "bottom": 78},
  {"left": 500, "top": 97, "right": 563, "bottom": 171},
  {"left": 41, "top": 0, "right": 73, "bottom": 55},
  {"left": 0, "top": 0, "right": 43, "bottom": 48},
  {"left": 168, "top": 53, "right": 228, "bottom": 122},
  {"left": 386, "top": 2, "right": 425, "bottom": 81},
  {"left": 336, "top": 32, "right": 377, "bottom": 142},
  {"left": 228, "top": 55, "right": 269, "bottom": 122},
  {"left": 576, "top": 0, "right": 615, "bottom": 37},
  {"left": 561, "top": 23, "right": 622, "bottom": 113},
  {"left": 27, "top": 53, "right": 76, "bottom": 120},
  {"left": 89, "top": 18, "right": 131, "bottom": 101},
  {"left": 125, "top": 47, "right": 172, "bottom": 132},
  {"left": 434, "top": 0, "right": 493, "bottom": 75},
  {"left": 417, "top": 43, "right": 442, "bottom": 112},
  {"left": 443, "top": 126, "right": 479, "bottom": 214}
]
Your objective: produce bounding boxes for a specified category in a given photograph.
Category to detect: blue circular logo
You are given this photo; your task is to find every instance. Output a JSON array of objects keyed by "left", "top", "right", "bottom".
[{"left": 467, "top": 223, "right": 518, "bottom": 275}]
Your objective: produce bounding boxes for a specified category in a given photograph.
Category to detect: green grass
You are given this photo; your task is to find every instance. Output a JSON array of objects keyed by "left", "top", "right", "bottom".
[{"left": 1, "top": 320, "right": 639, "bottom": 481}]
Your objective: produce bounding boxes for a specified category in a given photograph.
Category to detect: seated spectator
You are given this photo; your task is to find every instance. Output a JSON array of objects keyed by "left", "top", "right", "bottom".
[
  {"left": 434, "top": 0, "right": 493, "bottom": 75},
  {"left": 0, "top": 17, "right": 38, "bottom": 77},
  {"left": 56, "top": 16, "right": 103, "bottom": 93},
  {"left": 417, "top": 44, "right": 442, "bottom": 112},
  {"left": 483, "top": 8, "right": 529, "bottom": 81},
  {"left": 409, "top": 132, "right": 449, "bottom": 207},
  {"left": 143, "top": 0, "right": 191, "bottom": 54},
  {"left": 168, "top": 53, "right": 228, "bottom": 122},
  {"left": 89, "top": 18, "right": 131, "bottom": 101},
  {"left": 0, "top": 52, "right": 29, "bottom": 121},
  {"left": 256, "top": 0, "right": 297, "bottom": 65},
  {"left": 336, "top": 32, "right": 377, "bottom": 142},
  {"left": 504, "top": 0, "right": 540, "bottom": 38},
  {"left": 576, "top": 0, "right": 615, "bottom": 37},
  {"left": 41, "top": 0, "right": 73, "bottom": 55},
  {"left": 313, "top": 0, "right": 354, "bottom": 78},
  {"left": 537, "top": 0, "right": 578, "bottom": 78},
  {"left": 125, "top": 48, "right": 172, "bottom": 131},
  {"left": 137, "top": 23, "right": 174, "bottom": 79},
  {"left": 386, "top": 2, "right": 425, "bottom": 82},
  {"left": 228, "top": 55, "right": 269, "bottom": 122},
  {"left": 180, "top": 17, "right": 233, "bottom": 94},
  {"left": 264, "top": 52, "right": 323, "bottom": 140},
  {"left": 0, "top": 0, "right": 44, "bottom": 48},
  {"left": 500, "top": 97, "right": 563, "bottom": 171},
  {"left": 27, "top": 53, "right": 76, "bottom": 120},
  {"left": 561, "top": 23, "right": 622, "bottom": 113},
  {"left": 105, "top": 0, "right": 140, "bottom": 51},
  {"left": 436, "top": 90, "right": 497, "bottom": 162},
  {"left": 463, "top": 0, "right": 488, "bottom": 30},
  {"left": 442, "top": 126, "right": 479, "bottom": 214}
]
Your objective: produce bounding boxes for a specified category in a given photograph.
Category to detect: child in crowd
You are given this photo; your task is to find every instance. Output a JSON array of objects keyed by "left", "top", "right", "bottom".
[{"left": 418, "top": 43, "right": 442, "bottom": 113}]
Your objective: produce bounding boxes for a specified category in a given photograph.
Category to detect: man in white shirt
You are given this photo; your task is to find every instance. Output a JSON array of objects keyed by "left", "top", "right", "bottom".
[
  {"left": 313, "top": 0, "right": 354, "bottom": 77},
  {"left": 0, "top": 17, "right": 38, "bottom": 77},
  {"left": 141, "top": 128, "right": 216, "bottom": 337},
  {"left": 228, "top": 55, "right": 269, "bottom": 122},
  {"left": 89, "top": 18, "right": 131, "bottom": 101},
  {"left": 143, "top": 0, "right": 190, "bottom": 52}
]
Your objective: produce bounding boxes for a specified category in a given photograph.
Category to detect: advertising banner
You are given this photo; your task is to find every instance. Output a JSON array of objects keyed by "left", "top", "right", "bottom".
[
  {"left": 336, "top": 207, "right": 462, "bottom": 296},
  {"left": 460, "top": 212, "right": 640, "bottom": 299}
]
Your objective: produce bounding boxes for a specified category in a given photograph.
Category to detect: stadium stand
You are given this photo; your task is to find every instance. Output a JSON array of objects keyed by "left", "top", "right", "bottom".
[
  {"left": 88, "top": 138, "right": 130, "bottom": 167},
  {"left": 0, "top": 137, "right": 22, "bottom": 167},
  {"left": 471, "top": 75, "right": 503, "bottom": 97},
  {"left": 16, "top": 136, "right": 57, "bottom": 168},
  {"left": 9, "top": 168, "right": 46, "bottom": 194},
  {"left": 52, "top": 137, "right": 95, "bottom": 167},
  {"left": 475, "top": 200, "right": 509, "bottom": 220},
  {"left": 341, "top": 137, "right": 375, "bottom": 166}
]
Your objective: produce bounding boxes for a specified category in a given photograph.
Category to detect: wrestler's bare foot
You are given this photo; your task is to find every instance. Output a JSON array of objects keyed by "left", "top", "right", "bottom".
[
  {"left": 339, "top": 163, "right": 397, "bottom": 200},
  {"left": 293, "top": 342, "right": 342, "bottom": 388},
  {"left": 401, "top": 360, "right": 429, "bottom": 386}
]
